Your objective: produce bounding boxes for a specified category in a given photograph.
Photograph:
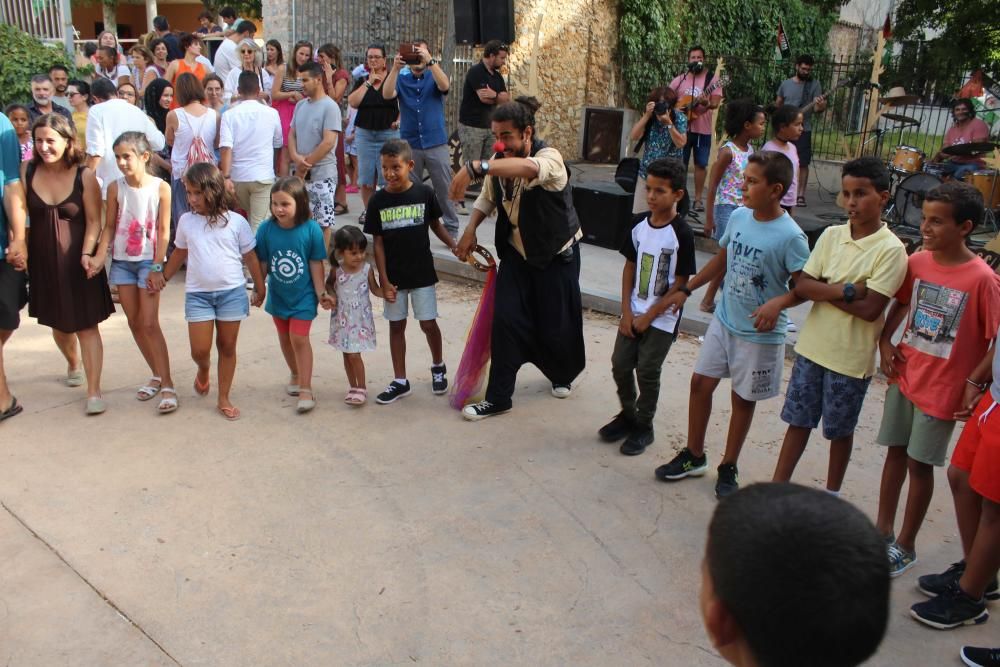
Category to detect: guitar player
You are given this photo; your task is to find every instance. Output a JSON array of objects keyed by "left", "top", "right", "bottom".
[
  {"left": 670, "top": 46, "right": 724, "bottom": 212},
  {"left": 775, "top": 54, "right": 827, "bottom": 207}
]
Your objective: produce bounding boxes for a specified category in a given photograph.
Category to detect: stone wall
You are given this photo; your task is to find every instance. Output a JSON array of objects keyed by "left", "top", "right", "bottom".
[{"left": 504, "top": 0, "right": 623, "bottom": 158}]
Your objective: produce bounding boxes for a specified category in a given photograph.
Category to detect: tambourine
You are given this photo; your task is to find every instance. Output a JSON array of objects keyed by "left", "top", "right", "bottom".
[{"left": 467, "top": 245, "right": 496, "bottom": 272}]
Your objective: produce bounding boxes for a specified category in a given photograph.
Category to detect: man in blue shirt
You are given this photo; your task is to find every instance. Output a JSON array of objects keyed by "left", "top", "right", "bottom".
[
  {"left": 0, "top": 112, "right": 28, "bottom": 422},
  {"left": 383, "top": 40, "right": 459, "bottom": 237}
]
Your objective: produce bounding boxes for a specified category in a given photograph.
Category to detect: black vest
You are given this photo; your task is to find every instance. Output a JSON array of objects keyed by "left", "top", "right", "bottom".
[{"left": 491, "top": 139, "right": 581, "bottom": 270}]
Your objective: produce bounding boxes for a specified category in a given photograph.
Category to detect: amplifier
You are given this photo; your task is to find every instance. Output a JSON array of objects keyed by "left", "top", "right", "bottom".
[{"left": 572, "top": 181, "right": 633, "bottom": 250}]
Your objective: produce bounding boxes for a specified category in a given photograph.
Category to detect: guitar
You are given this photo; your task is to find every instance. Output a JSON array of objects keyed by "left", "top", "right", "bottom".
[
  {"left": 797, "top": 76, "right": 854, "bottom": 115},
  {"left": 675, "top": 63, "right": 730, "bottom": 121}
]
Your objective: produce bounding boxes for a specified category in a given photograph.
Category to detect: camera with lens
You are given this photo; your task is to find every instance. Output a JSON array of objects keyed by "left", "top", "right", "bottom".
[{"left": 653, "top": 100, "right": 670, "bottom": 115}]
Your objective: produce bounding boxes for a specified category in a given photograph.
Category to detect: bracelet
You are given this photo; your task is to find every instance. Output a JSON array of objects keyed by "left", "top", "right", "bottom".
[
  {"left": 82, "top": 251, "right": 94, "bottom": 257},
  {"left": 967, "top": 378, "right": 989, "bottom": 391}
]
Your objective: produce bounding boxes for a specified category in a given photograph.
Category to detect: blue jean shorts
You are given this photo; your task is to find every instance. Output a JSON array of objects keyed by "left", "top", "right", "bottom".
[
  {"left": 383, "top": 284, "right": 437, "bottom": 322},
  {"left": 713, "top": 203, "right": 738, "bottom": 242},
  {"left": 780, "top": 354, "right": 872, "bottom": 440},
  {"left": 355, "top": 127, "right": 400, "bottom": 187},
  {"left": 683, "top": 132, "right": 712, "bottom": 168},
  {"left": 184, "top": 286, "right": 249, "bottom": 323},
  {"left": 109, "top": 259, "right": 155, "bottom": 287}
]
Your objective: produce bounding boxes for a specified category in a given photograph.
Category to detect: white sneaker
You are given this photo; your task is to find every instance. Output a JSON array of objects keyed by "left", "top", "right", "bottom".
[{"left": 551, "top": 384, "right": 572, "bottom": 398}]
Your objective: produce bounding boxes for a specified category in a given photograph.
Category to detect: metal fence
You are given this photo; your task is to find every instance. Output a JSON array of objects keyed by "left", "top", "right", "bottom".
[
  {"left": 661, "top": 54, "right": 986, "bottom": 162},
  {"left": 2, "top": 0, "right": 64, "bottom": 40}
]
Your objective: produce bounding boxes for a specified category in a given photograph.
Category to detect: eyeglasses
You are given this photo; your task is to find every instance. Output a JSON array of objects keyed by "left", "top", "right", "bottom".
[
  {"left": 240, "top": 50, "right": 254, "bottom": 54},
  {"left": 367, "top": 55, "right": 384, "bottom": 60}
]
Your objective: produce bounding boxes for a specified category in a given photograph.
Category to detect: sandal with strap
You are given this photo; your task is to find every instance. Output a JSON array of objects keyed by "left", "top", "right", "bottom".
[
  {"left": 346, "top": 388, "right": 367, "bottom": 406},
  {"left": 796, "top": 195, "right": 807, "bottom": 207},
  {"left": 194, "top": 374, "right": 210, "bottom": 396},
  {"left": 0, "top": 396, "right": 23, "bottom": 422},
  {"left": 218, "top": 405, "right": 241, "bottom": 421},
  {"left": 334, "top": 202, "right": 349, "bottom": 215},
  {"left": 157, "top": 388, "right": 178, "bottom": 414},
  {"left": 137, "top": 377, "right": 162, "bottom": 401}
]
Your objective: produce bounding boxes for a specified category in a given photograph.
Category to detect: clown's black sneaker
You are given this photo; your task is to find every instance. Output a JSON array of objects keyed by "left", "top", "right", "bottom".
[{"left": 462, "top": 400, "right": 511, "bottom": 421}]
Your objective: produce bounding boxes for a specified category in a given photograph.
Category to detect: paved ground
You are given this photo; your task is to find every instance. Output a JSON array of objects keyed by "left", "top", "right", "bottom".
[
  {"left": 2, "top": 272, "right": 996, "bottom": 665},
  {"left": 4, "top": 171, "right": 999, "bottom": 665}
]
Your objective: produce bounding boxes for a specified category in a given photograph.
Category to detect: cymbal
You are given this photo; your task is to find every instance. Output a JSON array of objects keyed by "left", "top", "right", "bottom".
[
  {"left": 882, "top": 94, "right": 921, "bottom": 106},
  {"left": 881, "top": 113, "right": 920, "bottom": 125},
  {"left": 942, "top": 142, "right": 998, "bottom": 157}
]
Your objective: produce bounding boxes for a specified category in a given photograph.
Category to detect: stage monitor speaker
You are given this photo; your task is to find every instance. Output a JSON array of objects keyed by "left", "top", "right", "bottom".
[
  {"left": 454, "top": 0, "right": 480, "bottom": 45},
  {"left": 478, "top": 0, "right": 514, "bottom": 45},
  {"left": 582, "top": 108, "right": 625, "bottom": 164},
  {"left": 572, "top": 181, "right": 633, "bottom": 250}
]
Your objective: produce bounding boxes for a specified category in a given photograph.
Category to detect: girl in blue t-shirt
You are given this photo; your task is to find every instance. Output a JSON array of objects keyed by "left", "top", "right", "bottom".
[{"left": 255, "top": 177, "right": 328, "bottom": 414}]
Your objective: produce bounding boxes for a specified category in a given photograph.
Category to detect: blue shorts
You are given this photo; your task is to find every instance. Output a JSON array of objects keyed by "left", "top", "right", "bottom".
[
  {"left": 184, "top": 286, "right": 249, "bottom": 323},
  {"left": 780, "top": 355, "right": 872, "bottom": 440},
  {"left": 109, "top": 259, "right": 154, "bottom": 287},
  {"left": 793, "top": 130, "right": 813, "bottom": 167},
  {"left": 355, "top": 127, "right": 400, "bottom": 187},
  {"left": 683, "top": 132, "right": 712, "bottom": 168},
  {"left": 383, "top": 285, "right": 438, "bottom": 322},
  {"left": 713, "top": 203, "right": 738, "bottom": 242}
]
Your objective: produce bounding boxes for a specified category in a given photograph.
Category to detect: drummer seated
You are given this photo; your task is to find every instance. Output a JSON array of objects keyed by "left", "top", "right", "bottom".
[{"left": 931, "top": 98, "right": 990, "bottom": 181}]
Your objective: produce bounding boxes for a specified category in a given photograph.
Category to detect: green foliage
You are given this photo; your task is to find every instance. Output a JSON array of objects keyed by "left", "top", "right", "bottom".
[
  {"left": 620, "top": 0, "right": 838, "bottom": 109},
  {"left": 202, "top": 0, "right": 263, "bottom": 20},
  {"left": 0, "top": 24, "right": 75, "bottom": 108},
  {"left": 893, "top": 0, "right": 1000, "bottom": 66}
]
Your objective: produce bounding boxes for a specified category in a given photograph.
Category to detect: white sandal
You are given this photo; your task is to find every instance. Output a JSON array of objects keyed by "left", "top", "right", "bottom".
[
  {"left": 137, "top": 377, "right": 162, "bottom": 401},
  {"left": 157, "top": 388, "right": 178, "bottom": 414}
]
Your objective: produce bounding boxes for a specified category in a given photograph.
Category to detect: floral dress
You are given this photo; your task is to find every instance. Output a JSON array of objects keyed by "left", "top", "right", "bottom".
[{"left": 329, "top": 263, "right": 376, "bottom": 353}]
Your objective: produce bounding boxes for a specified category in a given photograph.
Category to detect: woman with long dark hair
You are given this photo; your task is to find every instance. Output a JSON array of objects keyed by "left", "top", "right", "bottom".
[
  {"left": 271, "top": 40, "right": 313, "bottom": 176},
  {"left": 317, "top": 42, "right": 351, "bottom": 215},
  {"left": 22, "top": 114, "right": 113, "bottom": 414}
]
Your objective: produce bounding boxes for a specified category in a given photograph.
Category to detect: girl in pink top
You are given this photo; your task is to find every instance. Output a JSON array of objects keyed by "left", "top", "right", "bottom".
[{"left": 762, "top": 105, "right": 804, "bottom": 214}]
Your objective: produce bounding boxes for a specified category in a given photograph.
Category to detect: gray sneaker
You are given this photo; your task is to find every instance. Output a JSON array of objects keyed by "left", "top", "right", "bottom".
[{"left": 887, "top": 542, "right": 918, "bottom": 578}]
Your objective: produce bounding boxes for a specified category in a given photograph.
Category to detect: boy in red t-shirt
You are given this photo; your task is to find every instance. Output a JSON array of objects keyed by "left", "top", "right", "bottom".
[{"left": 875, "top": 181, "right": 1000, "bottom": 578}]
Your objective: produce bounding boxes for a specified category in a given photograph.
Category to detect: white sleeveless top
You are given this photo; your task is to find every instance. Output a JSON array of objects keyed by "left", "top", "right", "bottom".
[
  {"left": 113, "top": 176, "right": 164, "bottom": 261},
  {"left": 170, "top": 107, "right": 218, "bottom": 177}
]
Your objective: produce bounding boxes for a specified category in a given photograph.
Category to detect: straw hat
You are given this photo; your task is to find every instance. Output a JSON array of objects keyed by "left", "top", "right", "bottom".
[{"left": 881, "top": 86, "right": 920, "bottom": 105}]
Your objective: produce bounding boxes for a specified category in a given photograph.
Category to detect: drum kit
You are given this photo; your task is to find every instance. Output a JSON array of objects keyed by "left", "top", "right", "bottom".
[{"left": 886, "top": 141, "right": 1000, "bottom": 230}]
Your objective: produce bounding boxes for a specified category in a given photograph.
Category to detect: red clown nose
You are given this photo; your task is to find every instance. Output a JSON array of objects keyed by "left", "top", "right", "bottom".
[{"left": 493, "top": 141, "right": 506, "bottom": 154}]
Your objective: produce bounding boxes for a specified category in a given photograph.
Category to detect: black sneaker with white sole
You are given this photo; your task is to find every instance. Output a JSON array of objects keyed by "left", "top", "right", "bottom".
[
  {"left": 655, "top": 448, "right": 709, "bottom": 481},
  {"left": 620, "top": 426, "right": 654, "bottom": 456},
  {"left": 376, "top": 380, "right": 411, "bottom": 404},
  {"left": 462, "top": 400, "right": 511, "bottom": 421},
  {"left": 431, "top": 364, "right": 448, "bottom": 395},
  {"left": 910, "top": 581, "right": 988, "bottom": 629},
  {"left": 715, "top": 463, "right": 739, "bottom": 499},
  {"left": 918, "top": 561, "right": 1000, "bottom": 601},
  {"left": 961, "top": 646, "right": 1000, "bottom": 667}
]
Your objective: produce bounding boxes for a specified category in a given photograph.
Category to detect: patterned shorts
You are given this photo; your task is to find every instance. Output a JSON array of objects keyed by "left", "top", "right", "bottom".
[
  {"left": 306, "top": 176, "right": 337, "bottom": 228},
  {"left": 780, "top": 354, "right": 872, "bottom": 440}
]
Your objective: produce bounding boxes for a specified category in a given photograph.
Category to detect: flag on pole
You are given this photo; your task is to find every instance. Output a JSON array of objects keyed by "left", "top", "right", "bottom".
[
  {"left": 776, "top": 20, "right": 791, "bottom": 60},
  {"left": 882, "top": 13, "right": 892, "bottom": 39}
]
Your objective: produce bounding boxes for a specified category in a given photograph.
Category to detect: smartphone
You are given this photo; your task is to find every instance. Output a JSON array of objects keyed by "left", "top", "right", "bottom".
[{"left": 399, "top": 42, "right": 421, "bottom": 65}]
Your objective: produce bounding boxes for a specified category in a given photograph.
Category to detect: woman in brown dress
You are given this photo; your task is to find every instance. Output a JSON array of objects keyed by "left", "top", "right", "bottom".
[{"left": 23, "top": 114, "right": 114, "bottom": 415}]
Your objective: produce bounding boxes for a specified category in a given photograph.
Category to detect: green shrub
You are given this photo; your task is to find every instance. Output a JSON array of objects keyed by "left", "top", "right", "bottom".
[{"left": 0, "top": 24, "right": 75, "bottom": 107}]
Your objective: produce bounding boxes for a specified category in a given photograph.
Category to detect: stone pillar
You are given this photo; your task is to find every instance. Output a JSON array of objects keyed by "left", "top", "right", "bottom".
[{"left": 263, "top": 0, "right": 293, "bottom": 52}]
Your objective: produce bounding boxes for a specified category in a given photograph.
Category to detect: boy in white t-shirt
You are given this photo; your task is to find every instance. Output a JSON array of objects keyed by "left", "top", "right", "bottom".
[{"left": 599, "top": 159, "right": 697, "bottom": 456}]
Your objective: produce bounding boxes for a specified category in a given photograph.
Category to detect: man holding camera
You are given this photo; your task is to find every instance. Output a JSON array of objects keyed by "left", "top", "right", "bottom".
[
  {"left": 670, "top": 46, "right": 723, "bottom": 212},
  {"left": 383, "top": 40, "right": 460, "bottom": 238},
  {"left": 459, "top": 40, "right": 510, "bottom": 163}
]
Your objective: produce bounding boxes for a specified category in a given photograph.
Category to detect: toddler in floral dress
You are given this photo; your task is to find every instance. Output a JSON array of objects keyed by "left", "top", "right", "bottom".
[{"left": 325, "top": 226, "right": 383, "bottom": 405}]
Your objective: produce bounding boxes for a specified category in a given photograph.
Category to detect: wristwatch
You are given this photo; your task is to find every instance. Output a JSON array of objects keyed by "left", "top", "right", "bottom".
[
  {"left": 427, "top": 58, "right": 437, "bottom": 67},
  {"left": 150, "top": 263, "right": 164, "bottom": 272},
  {"left": 479, "top": 160, "right": 490, "bottom": 175},
  {"left": 843, "top": 282, "right": 856, "bottom": 303},
  {"left": 678, "top": 286, "right": 692, "bottom": 297}
]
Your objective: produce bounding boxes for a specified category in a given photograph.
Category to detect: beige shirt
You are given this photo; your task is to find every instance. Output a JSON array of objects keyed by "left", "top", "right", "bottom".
[{"left": 472, "top": 147, "right": 581, "bottom": 258}]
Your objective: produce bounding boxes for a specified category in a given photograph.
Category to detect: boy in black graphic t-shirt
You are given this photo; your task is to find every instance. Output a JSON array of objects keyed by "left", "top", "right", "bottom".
[{"left": 364, "top": 139, "right": 457, "bottom": 404}]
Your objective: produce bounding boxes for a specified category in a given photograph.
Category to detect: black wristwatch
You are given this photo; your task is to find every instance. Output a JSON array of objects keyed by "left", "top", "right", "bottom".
[
  {"left": 427, "top": 58, "right": 437, "bottom": 67},
  {"left": 843, "top": 282, "right": 856, "bottom": 304},
  {"left": 479, "top": 160, "right": 490, "bottom": 175},
  {"left": 679, "top": 286, "right": 692, "bottom": 297}
]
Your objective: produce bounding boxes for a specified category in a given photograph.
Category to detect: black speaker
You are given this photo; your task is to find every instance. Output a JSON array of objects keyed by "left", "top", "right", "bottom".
[
  {"left": 454, "top": 0, "right": 480, "bottom": 45},
  {"left": 572, "top": 182, "right": 633, "bottom": 250},
  {"left": 478, "top": 0, "right": 514, "bottom": 45}
]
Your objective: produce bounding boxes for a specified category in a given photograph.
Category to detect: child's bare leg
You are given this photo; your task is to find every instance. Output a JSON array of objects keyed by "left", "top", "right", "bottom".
[
  {"left": 389, "top": 319, "right": 407, "bottom": 379},
  {"left": 948, "top": 465, "right": 983, "bottom": 558},
  {"left": 720, "top": 391, "right": 756, "bottom": 465},
  {"left": 276, "top": 327, "right": 298, "bottom": 378},
  {"left": 419, "top": 319, "right": 443, "bottom": 365},
  {"left": 215, "top": 321, "right": 241, "bottom": 409},
  {"left": 345, "top": 353, "right": 366, "bottom": 388},
  {"left": 827, "top": 435, "right": 854, "bottom": 492},
  {"left": 188, "top": 321, "right": 214, "bottom": 387},
  {"left": 290, "top": 332, "right": 313, "bottom": 392},
  {"left": 687, "top": 373, "right": 721, "bottom": 458},
  {"left": 896, "top": 457, "right": 934, "bottom": 552},
  {"left": 876, "top": 446, "right": 908, "bottom": 537},
  {"left": 773, "top": 426, "right": 811, "bottom": 482},
  {"left": 138, "top": 289, "right": 173, "bottom": 388}
]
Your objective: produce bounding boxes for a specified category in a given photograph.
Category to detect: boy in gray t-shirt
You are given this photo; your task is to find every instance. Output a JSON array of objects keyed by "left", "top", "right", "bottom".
[{"left": 288, "top": 62, "right": 343, "bottom": 240}]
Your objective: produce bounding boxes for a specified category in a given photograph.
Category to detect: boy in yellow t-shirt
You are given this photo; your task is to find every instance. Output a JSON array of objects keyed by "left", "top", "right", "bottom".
[{"left": 772, "top": 157, "right": 907, "bottom": 493}]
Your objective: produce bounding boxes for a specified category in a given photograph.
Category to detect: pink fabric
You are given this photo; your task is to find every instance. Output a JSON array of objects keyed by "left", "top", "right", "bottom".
[
  {"left": 762, "top": 139, "right": 799, "bottom": 207},
  {"left": 273, "top": 98, "right": 296, "bottom": 146},
  {"left": 450, "top": 267, "right": 497, "bottom": 409},
  {"left": 944, "top": 118, "right": 990, "bottom": 164}
]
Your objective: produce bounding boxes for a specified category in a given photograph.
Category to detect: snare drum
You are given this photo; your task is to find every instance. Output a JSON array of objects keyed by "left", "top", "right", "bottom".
[
  {"left": 891, "top": 146, "right": 925, "bottom": 174},
  {"left": 923, "top": 163, "right": 947, "bottom": 179},
  {"left": 964, "top": 170, "right": 1000, "bottom": 209}
]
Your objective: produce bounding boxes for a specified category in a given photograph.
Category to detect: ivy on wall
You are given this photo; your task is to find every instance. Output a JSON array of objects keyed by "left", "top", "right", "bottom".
[
  {"left": 620, "top": 0, "right": 838, "bottom": 110},
  {"left": 0, "top": 25, "right": 76, "bottom": 108}
]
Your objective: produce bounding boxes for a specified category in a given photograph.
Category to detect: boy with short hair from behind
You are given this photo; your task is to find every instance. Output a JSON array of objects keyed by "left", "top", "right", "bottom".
[
  {"left": 874, "top": 181, "right": 1000, "bottom": 577},
  {"left": 364, "top": 138, "right": 457, "bottom": 404},
  {"left": 773, "top": 157, "right": 908, "bottom": 492},
  {"left": 701, "top": 482, "right": 890, "bottom": 667},
  {"left": 655, "top": 151, "right": 810, "bottom": 497},
  {"left": 599, "top": 158, "right": 696, "bottom": 456}
]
